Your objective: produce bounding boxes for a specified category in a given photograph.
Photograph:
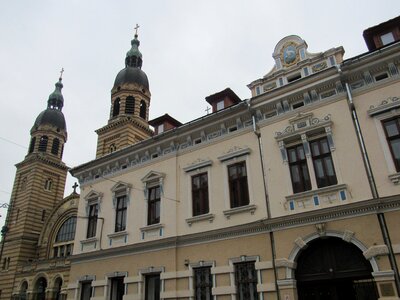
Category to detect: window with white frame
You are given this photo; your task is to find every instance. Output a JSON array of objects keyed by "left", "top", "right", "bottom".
[
  {"left": 84, "top": 191, "right": 103, "bottom": 239},
  {"left": 111, "top": 182, "right": 131, "bottom": 233},
  {"left": 141, "top": 171, "right": 165, "bottom": 227},
  {"left": 276, "top": 113, "right": 338, "bottom": 194}
]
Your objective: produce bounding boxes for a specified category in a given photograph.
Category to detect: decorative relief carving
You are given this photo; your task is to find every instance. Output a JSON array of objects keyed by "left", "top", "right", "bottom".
[
  {"left": 312, "top": 61, "right": 327, "bottom": 72},
  {"left": 342, "top": 230, "right": 354, "bottom": 242},
  {"left": 218, "top": 146, "right": 251, "bottom": 162},
  {"left": 368, "top": 96, "right": 400, "bottom": 116},
  {"left": 183, "top": 158, "right": 212, "bottom": 172},
  {"left": 315, "top": 223, "right": 326, "bottom": 236},
  {"left": 275, "top": 113, "right": 332, "bottom": 140},
  {"left": 363, "top": 245, "right": 389, "bottom": 260}
]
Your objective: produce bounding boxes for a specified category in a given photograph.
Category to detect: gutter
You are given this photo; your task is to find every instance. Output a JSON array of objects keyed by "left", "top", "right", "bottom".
[{"left": 339, "top": 65, "right": 400, "bottom": 295}]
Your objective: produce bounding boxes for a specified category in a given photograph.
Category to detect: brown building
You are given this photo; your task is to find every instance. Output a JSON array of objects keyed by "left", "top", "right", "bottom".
[{"left": 0, "top": 77, "right": 79, "bottom": 300}]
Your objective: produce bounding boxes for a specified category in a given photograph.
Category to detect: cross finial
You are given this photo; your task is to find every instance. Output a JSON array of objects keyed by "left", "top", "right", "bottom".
[
  {"left": 205, "top": 106, "right": 211, "bottom": 115},
  {"left": 134, "top": 24, "right": 140, "bottom": 36},
  {"left": 59, "top": 68, "right": 64, "bottom": 79},
  {"left": 72, "top": 182, "right": 78, "bottom": 194}
]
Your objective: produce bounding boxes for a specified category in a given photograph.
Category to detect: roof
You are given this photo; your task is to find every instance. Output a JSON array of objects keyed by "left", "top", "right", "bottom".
[
  {"left": 205, "top": 88, "right": 241, "bottom": 105},
  {"left": 148, "top": 113, "right": 182, "bottom": 127}
]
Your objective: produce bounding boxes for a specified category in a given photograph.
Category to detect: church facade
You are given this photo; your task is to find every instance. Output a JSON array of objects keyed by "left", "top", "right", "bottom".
[
  {"left": 66, "top": 18, "right": 400, "bottom": 300},
  {"left": 0, "top": 77, "right": 79, "bottom": 300}
]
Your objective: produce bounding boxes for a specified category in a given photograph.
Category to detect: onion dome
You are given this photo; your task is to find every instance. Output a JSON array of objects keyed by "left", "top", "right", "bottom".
[
  {"left": 113, "top": 33, "right": 149, "bottom": 90},
  {"left": 32, "top": 77, "right": 66, "bottom": 132}
]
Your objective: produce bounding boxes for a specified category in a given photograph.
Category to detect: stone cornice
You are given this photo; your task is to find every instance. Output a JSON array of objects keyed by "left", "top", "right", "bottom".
[
  {"left": 69, "top": 196, "right": 400, "bottom": 264},
  {"left": 95, "top": 116, "right": 152, "bottom": 135},
  {"left": 16, "top": 154, "right": 69, "bottom": 171}
]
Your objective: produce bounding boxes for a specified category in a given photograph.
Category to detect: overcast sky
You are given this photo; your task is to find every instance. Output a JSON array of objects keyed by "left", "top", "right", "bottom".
[{"left": 0, "top": 1, "right": 398, "bottom": 227}]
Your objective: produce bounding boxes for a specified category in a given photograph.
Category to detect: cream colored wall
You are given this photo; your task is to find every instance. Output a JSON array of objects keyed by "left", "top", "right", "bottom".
[
  {"left": 350, "top": 79, "right": 400, "bottom": 197},
  {"left": 259, "top": 97, "right": 372, "bottom": 217}
]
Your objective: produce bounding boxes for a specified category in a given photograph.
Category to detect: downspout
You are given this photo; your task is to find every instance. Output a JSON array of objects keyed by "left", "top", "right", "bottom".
[
  {"left": 340, "top": 67, "right": 400, "bottom": 295},
  {"left": 248, "top": 101, "right": 281, "bottom": 300}
]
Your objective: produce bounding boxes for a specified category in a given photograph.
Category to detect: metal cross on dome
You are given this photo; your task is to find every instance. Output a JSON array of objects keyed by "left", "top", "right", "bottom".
[
  {"left": 134, "top": 24, "right": 140, "bottom": 35},
  {"left": 60, "top": 68, "right": 64, "bottom": 79}
]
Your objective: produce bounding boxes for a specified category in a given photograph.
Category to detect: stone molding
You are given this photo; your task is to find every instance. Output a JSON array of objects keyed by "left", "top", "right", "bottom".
[{"left": 363, "top": 245, "right": 389, "bottom": 260}]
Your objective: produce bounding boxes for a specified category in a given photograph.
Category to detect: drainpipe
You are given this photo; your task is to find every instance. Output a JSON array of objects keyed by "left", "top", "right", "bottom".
[
  {"left": 341, "top": 72, "right": 400, "bottom": 295},
  {"left": 248, "top": 102, "right": 281, "bottom": 300}
]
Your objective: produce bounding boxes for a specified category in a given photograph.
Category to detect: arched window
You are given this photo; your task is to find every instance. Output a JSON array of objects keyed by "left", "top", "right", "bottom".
[
  {"left": 53, "top": 217, "right": 76, "bottom": 258},
  {"left": 112, "top": 98, "right": 121, "bottom": 117},
  {"left": 109, "top": 143, "right": 117, "bottom": 153},
  {"left": 51, "top": 138, "right": 60, "bottom": 155},
  {"left": 140, "top": 100, "right": 147, "bottom": 119},
  {"left": 19, "top": 281, "right": 28, "bottom": 300},
  {"left": 28, "top": 137, "right": 36, "bottom": 153},
  {"left": 125, "top": 96, "right": 135, "bottom": 114},
  {"left": 44, "top": 179, "right": 52, "bottom": 191},
  {"left": 34, "top": 277, "right": 47, "bottom": 300},
  {"left": 38, "top": 136, "right": 48, "bottom": 152},
  {"left": 56, "top": 217, "right": 77, "bottom": 242},
  {"left": 60, "top": 144, "right": 64, "bottom": 159},
  {"left": 54, "top": 277, "right": 63, "bottom": 300}
]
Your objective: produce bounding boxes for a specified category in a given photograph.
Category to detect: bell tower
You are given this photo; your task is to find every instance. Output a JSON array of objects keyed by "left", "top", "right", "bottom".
[
  {"left": 0, "top": 75, "right": 69, "bottom": 300},
  {"left": 96, "top": 26, "right": 153, "bottom": 158}
]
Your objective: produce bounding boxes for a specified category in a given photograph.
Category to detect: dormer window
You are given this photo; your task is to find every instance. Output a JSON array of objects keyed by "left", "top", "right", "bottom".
[
  {"left": 158, "top": 124, "right": 164, "bottom": 134},
  {"left": 216, "top": 100, "right": 224, "bottom": 111},
  {"left": 381, "top": 32, "right": 395, "bottom": 45}
]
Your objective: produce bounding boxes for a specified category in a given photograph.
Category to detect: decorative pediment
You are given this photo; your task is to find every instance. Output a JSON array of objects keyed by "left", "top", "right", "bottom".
[
  {"left": 141, "top": 171, "right": 165, "bottom": 183},
  {"left": 275, "top": 113, "right": 332, "bottom": 141},
  {"left": 183, "top": 158, "right": 213, "bottom": 172},
  {"left": 111, "top": 181, "right": 132, "bottom": 192},
  {"left": 367, "top": 96, "right": 400, "bottom": 116},
  {"left": 84, "top": 190, "right": 103, "bottom": 201},
  {"left": 218, "top": 146, "right": 251, "bottom": 162}
]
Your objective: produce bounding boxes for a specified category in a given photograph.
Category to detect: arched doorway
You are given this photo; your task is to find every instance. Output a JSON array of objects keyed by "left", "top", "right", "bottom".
[
  {"left": 34, "top": 277, "right": 47, "bottom": 300},
  {"left": 295, "top": 237, "right": 379, "bottom": 300}
]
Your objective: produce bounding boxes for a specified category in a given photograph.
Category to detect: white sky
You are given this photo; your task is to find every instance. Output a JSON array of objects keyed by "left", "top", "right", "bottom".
[{"left": 0, "top": 1, "right": 399, "bottom": 228}]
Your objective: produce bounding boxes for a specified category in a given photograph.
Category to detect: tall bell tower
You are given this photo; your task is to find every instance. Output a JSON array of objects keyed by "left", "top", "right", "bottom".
[
  {"left": 0, "top": 75, "right": 69, "bottom": 300},
  {"left": 95, "top": 26, "right": 153, "bottom": 158}
]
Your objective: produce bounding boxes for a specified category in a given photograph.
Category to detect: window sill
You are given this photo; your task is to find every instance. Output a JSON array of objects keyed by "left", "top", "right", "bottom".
[
  {"left": 285, "top": 183, "right": 347, "bottom": 201},
  {"left": 223, "top": 204, "right": 257, "bottom": 219},
  {"left": 186, "top": 213, "right": 215, "bottom": 226},
  {"left": 140, "top": 223, "right": 164, "bottom": 233},
  {"left": 285, "top": 184, "right": 347, "bottom": 211},
  {"left": 388, "top": 172, "right": 400, "bottom": 185},
  {"left": 80, "top": 237, "right": 98, "bottom": 245},
  {"left": 107, "top": 230, "right": 128, "bottom": 239}
]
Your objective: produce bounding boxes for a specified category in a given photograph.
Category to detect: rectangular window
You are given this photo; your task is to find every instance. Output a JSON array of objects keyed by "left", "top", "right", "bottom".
[
  {"left": 310, "top": 138, "right": 337, "bottom": 188},
  {"left": 216, "top": 100, "right": 224, "bottom": 111},
  {"left": 287, "top": 144, "right": 311, "bottom": 193},
  {"left": 145, "top": 274, "right": 160, "bottom": 300},
  {"left": 381, "top": 32, "right": 395, "bottom": 45},
  {"left": 158, "top": 124, "right": 164, "bottom": 134},
  {"left": 110, "top": 277, "right": 125, "bottom": 300},
  {"left": 87, "top": 203, "right": 98, "bottom": 238},
  {"left": 148, "top": 186, "right": 161, "bottom": 225},
  {"left": 194, "top": 267, "right": 213, "bottom": 300},
  {"left": 115, "top": 196, "right": 127, "bottom": 232},
  {"left": 383, "top": 117, "right": 400, "bottom": 171},
  {"left": 234, "top": 262, "right": 258, "bottom": 300},
  {"left": 192, "top": 173, "right": 209, "bottom": 216},
  {"left": 228, "top": 162, "right": 250, "bottom": 208},
  {"left": 80, "top": 282, "right": 92, "bottom": 300}
]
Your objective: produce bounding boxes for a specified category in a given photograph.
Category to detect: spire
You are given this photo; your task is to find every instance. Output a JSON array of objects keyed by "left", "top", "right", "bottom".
[
  {"left": 125, "top": 24, "right": 143, "bottom": 69},
  {"left": 47, "top": 69, "right": 64, "bottom": 111}
]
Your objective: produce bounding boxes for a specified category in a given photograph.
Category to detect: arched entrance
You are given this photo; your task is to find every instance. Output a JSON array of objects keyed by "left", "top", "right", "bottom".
[
  {"left": 54, "top": 277, "right": 63, "bottom": 300},
  {"left": 295, "top": 237, "right": 379, "bottom": 300},
  {"left": 34, "top": 277, "right": 47, "bottom": 300}
]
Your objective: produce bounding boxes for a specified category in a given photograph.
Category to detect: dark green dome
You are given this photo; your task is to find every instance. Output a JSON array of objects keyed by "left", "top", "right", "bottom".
[
  {"left": 114, "top": 67, "right": 149, "bottom": 90},
  {"left": 32, "top": 108, "right": 66, "bottom": 131}
]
